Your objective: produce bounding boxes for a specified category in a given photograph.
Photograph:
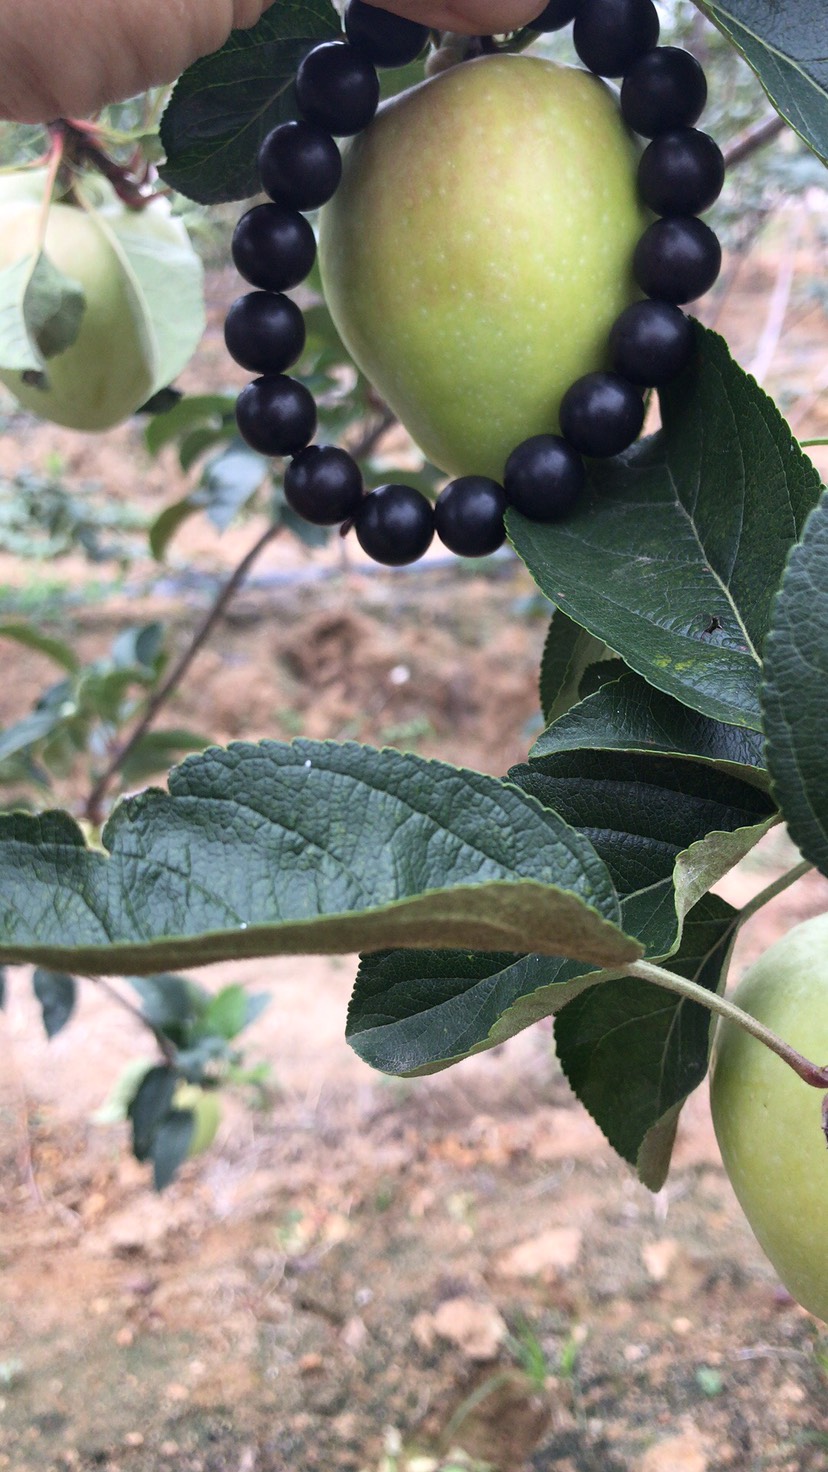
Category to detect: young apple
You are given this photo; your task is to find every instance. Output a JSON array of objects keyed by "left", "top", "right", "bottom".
[
  {"left": 319, "top": 53, "right": 648, "bottom": 480},
  {"left": 710, "top": 912, "right": 828, "bottom": 1322}
]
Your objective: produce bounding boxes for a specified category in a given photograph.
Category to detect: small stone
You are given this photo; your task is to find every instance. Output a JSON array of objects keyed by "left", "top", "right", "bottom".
[
  {"left": 298, "top": 1352, "right": 324, "bottom": 1375},
  {"left": 432, "top": 1296, "right": 508, "bottom": 1360},
  {"left": 496, "top": 1228, "right": 582, "bottom": 1279},
  {"left": 641, "top": 1430, "right": 708, "bottom": 1472},
  {"left": 341, "top": 1315, "right": 368, "bottom": 1352},
  {"left": 642, "top": 1238, "right": 680, "bottom": 1283}
]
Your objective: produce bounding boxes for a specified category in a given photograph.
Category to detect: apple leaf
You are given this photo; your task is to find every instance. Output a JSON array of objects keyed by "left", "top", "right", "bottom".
[
  {"left": 554, "top": 892, "right": 737, "bottom": 1190},
  {"left": 762, "top": 488, "right": 828, "bottom": 878},
  {"left": 347, "top": 750, "right": 774, "bottom": 1076},
  {"left": 32, "top": 967, "right": 77, "bottom": 1038},
  {"left": 348, "top": 945, "right": 597, "bottom": 1077},
  {"left": 532, "top": 670, "right": 769, "bottom": 789},
  {"left": 0, "top": 621, "right": 80, "bottom": 675},
  {"left": 159, "top": 0, "right": 341, "bottom": 204},
  {"left": 539, "top": 608, "right": 613, "bottom": 724},
  {"left": 700, "top": 0, "right": 828, "bottom": 166},
  {"left": 510, "top": 750, "right": 775, "bottom": 961},
  {"left": 0, "top": 740, "right": 637, "bottom": 974},
  {"left": 509, "top": 326, "right": 822, "bottom": 732},
  {"left": 104, "top": 203, "right": 206, "bottom": 395},
  {"left": 0, "top": 250, "right": 85, "bottom": 372}
]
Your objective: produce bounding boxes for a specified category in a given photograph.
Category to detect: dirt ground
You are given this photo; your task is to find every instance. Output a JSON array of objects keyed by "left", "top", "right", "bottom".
[{"left": 1, "top": 218, "right": 828, "bottom": 1472}]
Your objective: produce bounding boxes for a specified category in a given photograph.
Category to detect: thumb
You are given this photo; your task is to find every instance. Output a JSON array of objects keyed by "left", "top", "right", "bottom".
[{"left": 0, "top": 0, "right": 277, "bottom": 124}]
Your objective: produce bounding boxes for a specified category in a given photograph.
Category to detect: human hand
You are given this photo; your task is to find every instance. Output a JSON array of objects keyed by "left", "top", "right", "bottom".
[
  {"left": 0, "top": 0, "right": 277, "bottom": 123},
  {"left": 0, "top": 0, "right": 544, "bottom": 124}
]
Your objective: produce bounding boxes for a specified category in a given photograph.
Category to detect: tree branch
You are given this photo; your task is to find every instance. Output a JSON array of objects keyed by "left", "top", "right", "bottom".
[
  {"left": 723, "top": 114, "right": 786, "bottom": 169},
  {"left": 84, "top": 519, "right": 282, "bottom": 825}
]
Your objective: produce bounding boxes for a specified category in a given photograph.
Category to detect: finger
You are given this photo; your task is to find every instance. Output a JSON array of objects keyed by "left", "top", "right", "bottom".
[
  {"left": 0, "top": 0, "right": 278, "bottom": 124},
  {"left": 363, "top": 0, "right": 543, "bottom": 33}
]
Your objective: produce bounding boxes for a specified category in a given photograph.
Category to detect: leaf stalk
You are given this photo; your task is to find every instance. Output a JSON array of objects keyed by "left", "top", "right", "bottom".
[{"left": 626, "top": 955, "right": 828, "bottom": 1089}]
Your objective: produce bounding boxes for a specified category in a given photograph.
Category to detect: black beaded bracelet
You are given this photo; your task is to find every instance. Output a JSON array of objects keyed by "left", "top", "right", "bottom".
[{"left": 226, "top": 0, "right": 725, "bottom": 567}]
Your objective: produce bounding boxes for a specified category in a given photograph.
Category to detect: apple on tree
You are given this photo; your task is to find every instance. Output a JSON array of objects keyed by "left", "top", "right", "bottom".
[
  {"left": 0, "top": 170, "right": 205, "bottom": 431},
  {"left": 710, "top": 913, "right": 828, "bottom": 1323},
  {"left": 319, "top": 52, "right": 649, "bottom": 481}
]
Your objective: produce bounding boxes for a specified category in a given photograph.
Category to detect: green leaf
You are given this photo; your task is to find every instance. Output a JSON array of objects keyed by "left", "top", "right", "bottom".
[
  {"left": 348, "top": 946, "right": 594, "bottom": 1075},
  {"left": 0, "top": 250, "right": 85, "bottom": 372},
  {"left": 202, "top": 983, "right": 248, "bottom": 1041},
  {"left": 533, "top": 671, "right": 769, "bottom": 789},
  {"left": 509, "top": 326, "right": 822, "bottom": 731},
  {"left": 0, "top": 740, "right": 637, "bottom": 974},
  {"left": 159, "top": 0, "right": 342, "bottom": 204},
  {"left": 104, "top": 200, "right": 205, "bottom": 394},
  {"left": 702, "top": 0, "right": 828, "bottom": 165},
  {"left": 151, "top": 1108, "right": 195, "bottom": 1190},
  {"left": 554, "top": 893, "right": 737, "bottom": 1190},
  {"left": 539, "top": 608, "right": 611, "bottom": 724},
  {"left": 762, "top": 489, "right": 828, "bottom": 875},
  {"left": 149, "top": 497, "right": 200, "bottom": 561},
  {"left": 148, "top": 442, "right": 268, "bottom": 557},
  {"left": 348, "top": 750, "right": 774, "bottom": 1077},
  {"left": 119, "top": 729, "right": 212, "bottom": 786},
  {"left": 511, "top": 749, "right": 775, "bottom": 961},
  {"left": 128, "top": 972, "right": 208, "bottom": 1040},
  {"left": 144, "top": 393, "right": 234, "bottom": 457},
  {"left": 32, "top": 967, "right": 76, "bottom": 1038},
  {"left": 200, "top": 444, "right": 270, "bottom": 530},
  {"left": 128, "top": 1065, "right": 177, "bottom": 1162},
  {"left": 110, "top": 622, "right": 165, "bottom": 673},
  {"left": 0, "top": 621, "right": 80, "bottom": 674}
]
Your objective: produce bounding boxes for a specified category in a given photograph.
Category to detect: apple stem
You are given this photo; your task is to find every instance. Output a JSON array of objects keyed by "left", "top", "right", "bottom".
[
  {"left": 730, "top": 859, "right": 814, "bottom": 928},
  {"left": 625, "top": 958, "right": 828, "bottom": 1089}
]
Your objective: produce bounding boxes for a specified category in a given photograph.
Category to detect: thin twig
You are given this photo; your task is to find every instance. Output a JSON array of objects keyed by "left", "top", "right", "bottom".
[
  {"left": 723, "top": 114, "right": 787, "bottom": 169},
  {"left": 84, "top": 519, "right": 283, "bottom": 825}
]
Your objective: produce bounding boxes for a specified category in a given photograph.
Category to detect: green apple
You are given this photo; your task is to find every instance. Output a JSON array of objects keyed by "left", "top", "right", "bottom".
[
  {"left": 319, "top": 53, "right": 648, "bottom": 481},
  {"left": 0, "top": 182, "right": 204, "bottom": 431},
  {"left": 174, "top": 1083, "right": 222, "bottom": 1157},
  {"left": 710, "top": 912, "right": 828, "bottom": 1321},
  {"left": 0, "top": 199, "right": 154, "bottom": 430}
]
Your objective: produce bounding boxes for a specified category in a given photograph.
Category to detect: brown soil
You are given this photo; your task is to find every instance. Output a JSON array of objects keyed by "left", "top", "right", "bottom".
[{"left": 2, "top": 228, "right": 828, "bottom": 1472}]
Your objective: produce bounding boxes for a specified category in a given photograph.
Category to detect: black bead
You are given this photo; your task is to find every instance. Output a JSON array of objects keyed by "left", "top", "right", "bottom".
[
  {"left": 354, "top": 484, "right": 435, "bottom": 566},
  {"left": 638, "top": 129, "right": 725, "bottom": 216},
  {"left": 560, "top": 373, "right": 645, "bottom": 458},
  {"left": 634, "top": 217, "right": 722, "bottom": 304},
  {"left": 434, "top": 477, "right": 507, "bottom": 557},
  {"left": 224, "top": 293, "right": 306, "bottom": 376},
  {"left": 528, "top": 0, "right": 580, "bottom": 31},
  {"left": 258, "top": 121, "right": 342, "bottom": 211},
  {"left": 621, "top": 47, "right": 708, "bottom": 138},
  {"left": 609, "top": 300, "right": 695, "bottom": 386},
  {"left": 231, "top": 204, "right": 316, "bottom": 293},
  {"left": 284, "top": 446, "right": 363, "bottom": 525},
  {"left": 236, "top": 376, "right": 317, "bottom": 458},
  {"left": 344, "top": 0, "right": 429, "bottom": 67},
  {"left": 503, "top": 436, "right": 585, "bottom": 522},
  {"left": 296, "top": 41, "right": 380, "bottom": 136},
  {"left": 573, "top": 0, "right": 659, "bottom": 76}
]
